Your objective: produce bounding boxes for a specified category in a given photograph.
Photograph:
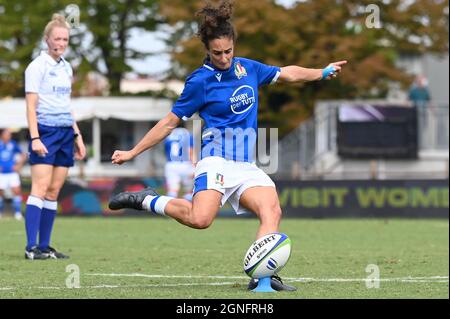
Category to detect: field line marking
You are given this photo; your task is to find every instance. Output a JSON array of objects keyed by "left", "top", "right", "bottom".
[
  {"left": 1, "top": 274, "right": 447, "bottom": 292},
  {"left": 0, "top": 282, "right": 238, "bottom": 291},
  {"left": 87, "top": 273, "right": 247, "bottom": 279},
  {"left": 87, "top": 273, "right": 449, "bottom": 283}
]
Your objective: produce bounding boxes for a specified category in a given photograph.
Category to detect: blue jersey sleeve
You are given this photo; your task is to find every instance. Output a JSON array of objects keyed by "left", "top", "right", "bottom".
[
  {"left": 13, "top": 142, "right": 22, "bottom": 155},
  {"left": 250, "top": 59, "right": 281, "bottom": 86},
  {"left": 171, "top": 74, "right": 205, "bottom": 120}
]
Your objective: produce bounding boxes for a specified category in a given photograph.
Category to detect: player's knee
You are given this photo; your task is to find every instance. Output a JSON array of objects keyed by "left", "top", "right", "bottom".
[
  {"left": 31, "top": 184, "right": 50, "bottom": 198},
  {"left": 260, "top": 203, "right": 282, "bottom": 223},
  {"left": 273, "top": 204, "right": 282, "bottom": 220},
  {"left": 190, "top": 216, "right": 214, "bottom": 229},
  {"left": 45, "top": 188, "right": 60, "bottom": 201}
]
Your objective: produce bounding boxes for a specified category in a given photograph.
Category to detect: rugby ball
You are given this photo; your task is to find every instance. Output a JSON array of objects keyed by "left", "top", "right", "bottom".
[{"left": 243, "top": 233, "right": 292, "bottom": 279}]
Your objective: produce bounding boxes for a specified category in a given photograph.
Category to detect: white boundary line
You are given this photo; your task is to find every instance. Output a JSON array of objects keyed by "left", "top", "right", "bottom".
[
  {"left": 0, "top": 282, "right": 238, "bottom": 291},
  {"left": 1, "top": 274, "right": 447, "bottom": 291},
  {"left": 87, "top": 273, "right": 248, "bottom": 279},
  {"left": 87, "top": 273, "right": 449, "bottom": 283}
]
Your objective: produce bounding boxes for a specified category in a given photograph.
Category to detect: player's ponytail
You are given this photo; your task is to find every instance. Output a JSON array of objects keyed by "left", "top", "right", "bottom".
[
  {"left": 197, "top": 0, "right": 236, "bottom": 49},
  {"left": 44, "top": 13, "right": 71, "bottom": 39}
]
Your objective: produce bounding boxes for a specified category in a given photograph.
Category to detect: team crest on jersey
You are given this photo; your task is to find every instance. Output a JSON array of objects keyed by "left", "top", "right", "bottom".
[
  {"left": 234, "top": 61, "right": 247, "bottom": 79},
  {"left": 215, "top": 173, "right": 224, "bottom": 186}
]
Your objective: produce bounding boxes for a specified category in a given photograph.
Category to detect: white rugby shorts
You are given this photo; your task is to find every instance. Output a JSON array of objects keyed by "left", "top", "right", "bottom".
[
  {"left": 0, "top": 172, "right": 21, "bottom": 190},
  {"left": 193, "top": 156, "right": 275, "bottom": 215},
  {"left": 164, "top": 161, "right": 194, "bottom": 193}
]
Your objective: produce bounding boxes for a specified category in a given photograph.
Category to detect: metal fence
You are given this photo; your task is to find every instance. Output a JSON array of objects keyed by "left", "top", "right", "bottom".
[
  {"left": 418, "top": 102, "right": 450, "bottom": 150},
  {"left": 275, "top": 100, "right": 449, "bottom": 180}
]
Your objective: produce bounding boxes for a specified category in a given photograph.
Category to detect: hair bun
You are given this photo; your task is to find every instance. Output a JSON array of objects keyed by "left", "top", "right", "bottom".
[
  {"left": 51, "top": 13, "right": 67, "bottom": 23},
  {"left": 217, "top": 1, "right": 233, "bottom": 21},
  {"left": 197, "top": 0, "right": 236, "bottom": 49},
  {"left": 44, "top": 12, "right": 71, "bottom": 38}
]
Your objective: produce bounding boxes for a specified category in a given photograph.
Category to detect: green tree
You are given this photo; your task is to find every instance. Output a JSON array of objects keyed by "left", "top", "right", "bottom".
[
  {"left": 0, "top": 1, "right": 68, "bottom": 97},
  {"left": 0, "top": 0, "right": 161, "bottom": 97},
  {"left": 160, "top": 0, "right": 449, "bottom": 135},
  {"left": 72, "top": 0, "right": 161, "bottom": 94}
]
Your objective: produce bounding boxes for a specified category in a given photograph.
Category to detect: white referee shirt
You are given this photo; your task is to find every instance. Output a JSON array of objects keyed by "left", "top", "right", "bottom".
[{"left": 24, "top": 51, "right": 74, "bottom": 127}]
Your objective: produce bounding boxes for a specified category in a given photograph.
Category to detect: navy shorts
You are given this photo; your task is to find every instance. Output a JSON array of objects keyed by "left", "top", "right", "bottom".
[{"left": 28, "top": 124, "right": 75, "bottom": 167}]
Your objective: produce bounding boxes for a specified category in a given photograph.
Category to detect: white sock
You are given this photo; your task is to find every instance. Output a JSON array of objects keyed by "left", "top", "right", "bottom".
[{"left": 142, "top": 195, "right": 172, "bottom": 215}]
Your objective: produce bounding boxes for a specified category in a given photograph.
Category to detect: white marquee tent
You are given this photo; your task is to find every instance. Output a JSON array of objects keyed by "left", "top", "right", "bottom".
[
  {"left": 0, "top": 97, "right": 175, "bottom": 177},
  {"left": 0, "top": 97, "right": 173, "bottom": 129}
]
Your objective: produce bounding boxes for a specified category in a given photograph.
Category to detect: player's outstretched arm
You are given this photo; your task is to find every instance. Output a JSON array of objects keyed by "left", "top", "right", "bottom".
[
  {"left": 279, "top": 60, "right": 347, "bottom": 82},
  {"left": 111, "top": 112, "right": 181, "bottom": 165}
]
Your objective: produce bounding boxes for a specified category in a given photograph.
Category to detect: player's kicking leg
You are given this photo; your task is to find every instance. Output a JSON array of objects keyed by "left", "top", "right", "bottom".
[{"left": 109, "top": 187, "right": 221, "bottom": 229}]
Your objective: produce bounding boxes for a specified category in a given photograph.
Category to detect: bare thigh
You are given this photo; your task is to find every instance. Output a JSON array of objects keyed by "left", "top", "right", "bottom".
[
  {"left": 239, "top": 186, "right": 282, "bottom": 237},
  {"left": 239, "top": 186, "right": 281, "bottom": 216},
  {"left": 30, "top": 165, "right": 69, "bottom": 200},
  {"left": 30, "top": 164, "right": 54, "bottom": 198}
]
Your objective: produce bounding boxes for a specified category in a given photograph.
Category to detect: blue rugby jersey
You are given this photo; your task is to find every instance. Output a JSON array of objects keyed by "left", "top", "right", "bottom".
[
  {"left": 164, "top": 127, "right": 193, "bottom": 162},
  {"left": 0, "top": 140, "right": 22, "bottom": 174},
  {"left": 171, "top": 57, "right": 280, "bottom": 162}
]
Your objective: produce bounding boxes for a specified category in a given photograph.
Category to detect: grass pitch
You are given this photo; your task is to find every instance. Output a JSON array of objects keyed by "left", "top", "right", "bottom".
[{"left": 0, "top": 216, "right": 448, "bottom": 299}]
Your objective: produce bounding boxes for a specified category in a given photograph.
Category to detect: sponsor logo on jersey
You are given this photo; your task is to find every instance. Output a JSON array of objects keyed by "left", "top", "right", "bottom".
[
  {"left": 52, "top": 86, "right": 71, "bottom": 94},
  {"left": 215, "top": 73, "right": 222, "bottom": 82},
  {"left": 234, "top": 61, "right": 247, "bottom": 79},
  {"left": 229, "top": 85, "right": 256, "bottom": 114}
]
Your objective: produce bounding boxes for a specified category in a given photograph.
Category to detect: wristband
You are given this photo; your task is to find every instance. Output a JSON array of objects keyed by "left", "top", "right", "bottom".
[
  {"left": 322, "top": 65, "right": 336, "bottom": 79},
  {"left": 31, "top": 137, "right": 40, "bottom": 141}
]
